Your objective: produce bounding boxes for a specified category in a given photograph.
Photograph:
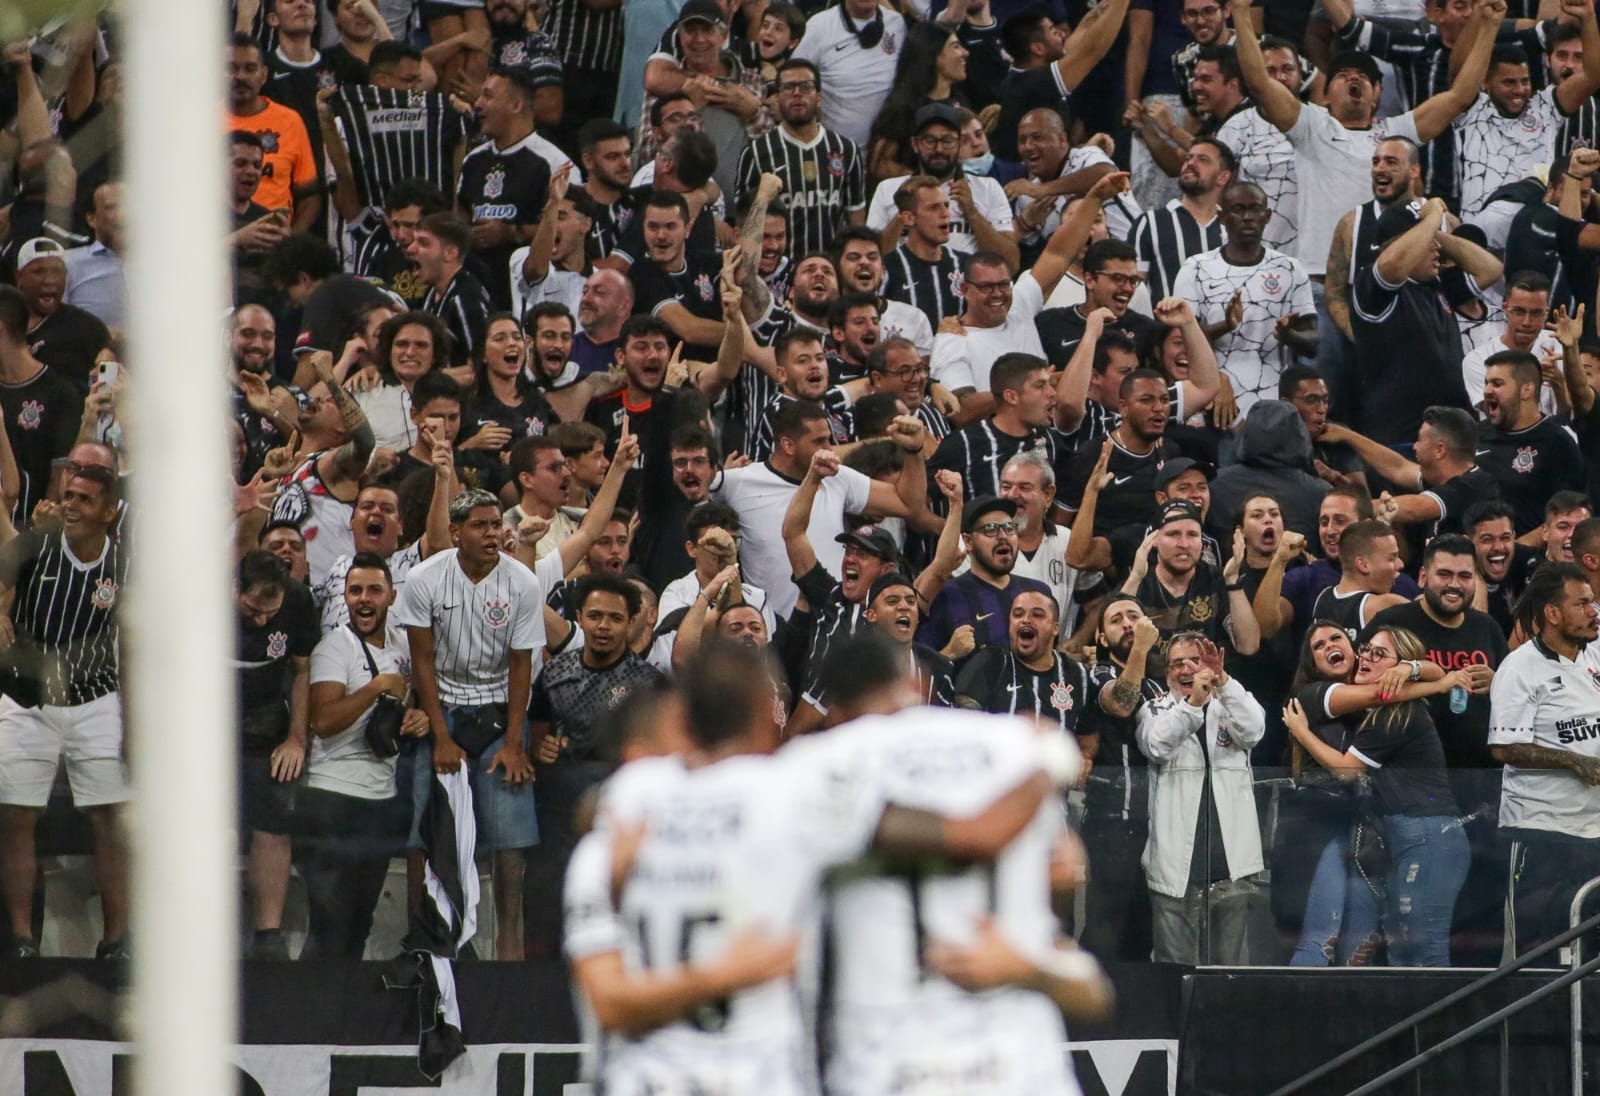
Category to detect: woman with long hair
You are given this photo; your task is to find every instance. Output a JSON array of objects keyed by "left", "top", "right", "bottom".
[
  {"left": 354, "top": 311, "right": 448, "bottom": 451},
  {"left": 1285, "top": 625, "right": 1474, "bottom": 966},
  {"left": 463, "top": 313, "right": 559, "bottom": 459},
  {"left": 866, "top": 21, "right": 971, "bottom": 180},
  {"left": 1139, "top": 320, "right": 1234, "bottom": 467}
]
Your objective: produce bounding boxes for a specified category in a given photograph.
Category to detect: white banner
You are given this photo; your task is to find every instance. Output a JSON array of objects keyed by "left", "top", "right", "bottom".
[{"left": 1, "top": 1037, "right": 1177, "bottom": 1095}]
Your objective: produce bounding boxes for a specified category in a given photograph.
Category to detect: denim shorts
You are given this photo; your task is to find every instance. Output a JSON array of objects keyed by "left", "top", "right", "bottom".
[{"left": 407, "top": 704, "right": 539, "bottom": 852}]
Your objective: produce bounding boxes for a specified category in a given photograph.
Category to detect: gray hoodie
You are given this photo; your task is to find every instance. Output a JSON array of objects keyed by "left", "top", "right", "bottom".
[{"left": 1208, "top": 400, "right": 1329, "bottom": 547}]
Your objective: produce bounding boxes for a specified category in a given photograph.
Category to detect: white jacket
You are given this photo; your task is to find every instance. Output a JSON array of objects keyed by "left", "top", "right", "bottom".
[{"left": 1136, "top": 677, "right": 1266, "bottom": 899}]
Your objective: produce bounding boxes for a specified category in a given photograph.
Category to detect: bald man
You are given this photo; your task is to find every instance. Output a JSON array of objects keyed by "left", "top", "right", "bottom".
[
  {"left": 573, "top": 268, "right": 634, "bottom": 374},
  {"left": 230, "top": 305, "right": 298, "bottom": 478},
  {"left": 1011, "top": 108, "right": 1140, "bottom": 243}
]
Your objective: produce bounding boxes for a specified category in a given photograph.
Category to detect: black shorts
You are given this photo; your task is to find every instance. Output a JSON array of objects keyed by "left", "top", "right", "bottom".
[{"left": 240, "top": 753, "right": 302, "bottom": 837}]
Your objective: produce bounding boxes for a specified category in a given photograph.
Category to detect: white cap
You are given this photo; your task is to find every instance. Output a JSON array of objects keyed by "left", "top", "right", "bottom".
[{"left": 16, "top": 237, "right": 65, "bottom": 270}]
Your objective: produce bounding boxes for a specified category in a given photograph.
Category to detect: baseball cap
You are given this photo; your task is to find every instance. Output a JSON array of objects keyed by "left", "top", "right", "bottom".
[
  {"left": 867, "top": 571, "right": 916, "bottom": 606},
  {"left": 1329, "top": 49, "right": 1382, "bottom": 86},
  {"left": 835, "top": 523, "right": 899, "bottom": 561},
  {"left": 962, "top": 494, "right": 1018, "bottom": 533},
  {"left": 913, "top": 103, "right": 962, "bottom": 134},
  {"left": 1157, "top": 499, "right": 1204, "bottom": 529},
  {"left": 1154, "top": 457, "right": 1211, "bottom": 494},
  {"left": 677, "top": 0, "right": 727, "bottom": 28},
  {"left": 1373, "top": 201, "right": 1421, "bottom": 247},
  {"left": 16, "top": 237, "right": 65, "bottom": 271}
]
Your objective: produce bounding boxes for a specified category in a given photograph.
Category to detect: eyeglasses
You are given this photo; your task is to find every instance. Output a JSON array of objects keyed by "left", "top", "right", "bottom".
[
  {"left": 884, "top": 364, "right": 929, "bottom": 380},
  {"left": 1357, "top": 643, "right": 1395, "bottom": 662},
  {"left": 1090, "top": 271, "right": 1144, "bottom": 288},
  {"left": 662, "top": 110, "right": 701, "bottom": 126},
  {"left": 971, "top": 521, "right": 1018, "bottom": 536},
  {"left": 1182, "top": 4, "right": 1222, "bottom": 18},
  {"left": 917, "top": 134, "right": 960, "bottom": 149},
  {"left": 777, "top": 80, "right": 816, "bottom": 94},
  {"left": 966, "top": 278, "right": 1012, "bottom": 294}
]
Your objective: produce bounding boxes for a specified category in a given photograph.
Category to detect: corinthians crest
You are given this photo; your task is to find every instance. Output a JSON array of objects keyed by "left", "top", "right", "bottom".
[{"left": 483, "top": 167, "right": 506, "bottom": 201}]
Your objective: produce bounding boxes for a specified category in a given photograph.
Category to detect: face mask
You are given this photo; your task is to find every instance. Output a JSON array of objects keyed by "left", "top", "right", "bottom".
[{"left": 962, "top": 152, "right": 994, "bottom": 176}]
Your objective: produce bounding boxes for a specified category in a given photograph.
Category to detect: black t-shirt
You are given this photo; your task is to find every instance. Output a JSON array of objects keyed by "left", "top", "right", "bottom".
[
  {"left": 584, "top": 386, "right": 698, "bottom": 509},
  {"left": 1302, "top": 681, "right": 1459, "bottom": 817},
  {"left": 955, "top": 646, "right": 1090, "bottom": 738},
  {"left": 236, "top": 580, "right": 319, "bottom": 723},
  {"left": 0, "top": 364, "right": 82, "bottom": 524},
  {"left": 954, "top": 19, "right": 1011, "bottom": 109},
  {"left": 1350, "top": 267, "right": 1473, "bottom": 445},
  {"left": 298, "top": 273, "right": 392, "bottom": 354},
  {"left": 456, "top": 136, "right": 553, "bottom": 309},
  {"left": 1057, "top": 436, "right": 1175, "bottom": 541},
  {"left": 1477, "top": 415, "right": 1586, "bottom": 535},
  {"left": 1424, "top": 464, "right": 1501, "bottom": 540},
  {"left": 1368, "top": 601, "right": 1507, "bottom": 768},
  {"left": 1485, "top": 543, "right": 1541, "bottom": 636},
  {"left": 612, "top": 187, "right": 717, "bottom": 264},
  {"left": 28, "top": 305, "right": 109, "bottom": 392},
  {"left": 233, "top": 377, "right": 290, "bottom": 480},
  {"left": 629, "top": 249, "right": 725, "bottom": 361},
  {"left": 465, "top": 390, "right": 560, "bottom": 454},
  {"left": 1135, "top": 562, "right": 1232, "bottom": 646},
  {"left": 1035, "top": 305, "right": 1158, "bottom": 370},
  {"left": 1080, "top": 659, "right": 1166, "bottom": 822},
  {"left": 791, "top": 560, "right": 867, "bottom": 705}
]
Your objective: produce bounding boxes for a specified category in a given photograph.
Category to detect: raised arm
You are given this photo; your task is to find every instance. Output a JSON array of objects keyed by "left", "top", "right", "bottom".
[
  {"left": 781, "top": 451, "right": 831, "bottom": 582},
  {"left": 736, "top": 173, "right": 782, "bottom": 323},
  {"left": 1437, "top": 223, "right": 1503, "bottom": 287},
  {"left": 1415, "top": 0, "right": 1500, "bottom": 143},
  {"left": 1065, "top": 0, "right": 1131, "bottom": 93},
  {"left": 1557, "top": 0, "right": 1600, "bottom": 114},
  {"left": 559, "top": 428, "right": 640, "bottom": 574},
  {"left": 1318, "top": 420, "right": 1422, "bottom": 490},
  {"left": 1154, "top": 296, "right": 1220, "bottom": 413},
  {"left": 1556, "top": 302, "right": 1595, "bottom": 415},
  {"left": 1033, "top": 171, "right": 1130, "bottom": 297},
  {"left": 917, "top": 471, "right": 966, "bottom": 609},
  {"left": 1252, "top": 532, "right": 1304, "bottom": 638},
  {"left": 1232, "top": 0, "right": 1302, "bottom": 132},
  {"left": 697, "top": 252, "right": 748, "bottom": 400},
  {"left": 1099, "top": 617, "right": 1160, "bottom": 718},
  {"left": 522, "top": 163, "right": 571, "bottom": 287},
  {"left": 315, "top": 88, "right": 364, "bottom": 223},
  {"left": 1375, "top": 196, "right": 1447, "bottom": 288},
  {"left": 1065, "top": 439, "right": 1115, "bottom": 572},
  {"left": 1055, "top": 307, "right": 1113, "bottom": 433},
  {"left": 310, "top": 352, "right": 376, "bottom": 479}
]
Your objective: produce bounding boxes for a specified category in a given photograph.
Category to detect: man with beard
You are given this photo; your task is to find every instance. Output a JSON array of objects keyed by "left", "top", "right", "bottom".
[
  {"left": 1372, "top": 533, "right": 1508, "bottom": 962},
  {"left": 626, "top": 191, "right": 725, "bottom": 361},
  {"left": 1080, "top": 598, "right": 1165, "bottom": 960},
  {"left": 991, "top": 0, "right": 1130, "bottom": 163},
  {"left": 1465, "top": 498, "right": 1538, "bottom": 634},
  {"left": 1451, "top": 6, "right": 1600, "bottom": 216},
  {"left": 571, "top": 269, "right": 633, "bottom": 377},
  {"left": 1322, "top": 405, "right": 1501, "bottom": 537},
  {"left": 1131, "top": 138, "right": 1232, "bottom": 302},
  {"left": 1323, "top": 135, "right": 1422, "bottom": 363},
  {"left": 1138, "top": 628, "right": 1267, "bottom": 964},
  {"left": 736, "top": 57, "right": 865, "bottom": 259},
  {"left": 526, "top": 574, "right": 664, "bottom": 957},
  {"left": 1477, "top": 350, "right": 1585, "bottom": 533},
  {"left": 751, "top": 326, "right": 853, "bottom": 460},
  {"left": 1059, "top": 369, "right": 1178, "bottom": 545},
  {"left": 576, "top": 119, "right": 638, "bottom": 258},
  {"left": 1172, "top": 182, "right": 1317, "bottom": 414},
  {"left": 862, "top": 571, "right": 956, "bottom": 707},
  {"left": 350, "top": 179, "right": 449, "bottom": 311},
  {"left": 514, "top": 165, "right": 593, "bottom": 319},
  {"left": 1279, "top": 366, "right": 1366, "bottom": 492},
  {"left": 409, "top": 213, "right": 493, "bottom": 367},
  {"left": 226, "top": 35, "right": 320, "bottom": 232},
  {"left": 484, "top": 0, "right": 564, "bottom": 121},
  {"left": 1216, "top": 36, "right": 1311, "bottom": 256},
  {"left": 231, "top": 305, "right": 296, "bottom": 479},
  {"left": 995, "top": 449, "right": 1104, "bottom": 633},
  {"left": 15, "top": 239, "right": 109, "bottom": 393},
  {"left": 825, "top": 291, "right": 880, "bottom": 384},
  {"left": 955, "top": 587, "right": 1096, "bottom": 750},
  {"left": 918, "top": 495, "right": 1053, "bottom": 652},
  {"left": 1122, "top": 499, "right": 1259, "bottom": 653},
  {"left": 930, "top": 352, "right": 1061, "bottom": 503},
  {"left": 831, "top": 225, "right": 934, "bottom": 355},
  {"left": 313, "top": 473, "right": 452, "bottom": 632},
  {"left": 1232, "top": 0, "right": 1492, "bottom": 277},
  {"left": 1009, "top": 107, "right": 1128, "bottom": 249},
  {"left": 867, "top": 105, "right": 1018, "bottom": 272},
  {"left": 1462, "top": 273, "right": 1567, "bottom": 419}
]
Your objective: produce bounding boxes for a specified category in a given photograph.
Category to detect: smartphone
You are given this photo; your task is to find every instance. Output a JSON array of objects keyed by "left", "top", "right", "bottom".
[{"left": 96, "top": 360, "right": 120, "bottom": 387}]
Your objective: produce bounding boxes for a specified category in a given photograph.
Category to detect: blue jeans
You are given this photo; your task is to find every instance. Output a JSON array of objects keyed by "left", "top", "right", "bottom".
[
  {"left": 1291, "top": 834, "right": 1383, "bottom": 966},
  {"left": 1312, "top": 280, "right": 1357, "bottom": 425},
  {"left": 1383, "top": 814, "right": 1471, "bottom": 967},
  {"left": 407, "top": 704, "right": 539, "bottom": 852}
]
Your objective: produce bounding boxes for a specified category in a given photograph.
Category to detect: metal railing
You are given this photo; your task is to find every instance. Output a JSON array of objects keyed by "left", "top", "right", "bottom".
[{"left": 1271, "top": 882, "right": 1600, "bottom": 1096}]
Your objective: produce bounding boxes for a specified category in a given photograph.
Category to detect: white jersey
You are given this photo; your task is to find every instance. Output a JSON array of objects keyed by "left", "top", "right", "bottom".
[
  {"left": 602, "top": 740, "right": 884, "bottom": 1095},
  {"left": 1489, "top": 637, "right": 1600, "bottom": 838},
  {"left": 880, "top": 298, "right": 934, "bottom": 356},
  {"left": 1171, "top": 246, "right": 1315, "bottom": 414},
  {"left": 1455, "top": 88, "right": 1566, "bottom": 215},
  {"left": 391, "top": 549, "right": 546, "bottom": 705},
  {"left": 1214, "top": 107, "right": 1300, "bottom": 254},
  {"left": 928, "top": 272, "right": 1048, "bottom": 394},
  {"left": 1014, "top": 145, "right": 1142, "bottom": 243},
  {"left": 1284, "top": 105, "right": 1421, "bottom": 275},
  {"left": 865, "top": 173, "right": 1015, "bottom": 257},
  {"left": 508, "top": 247, "right": 584, "bottom": 319},
  {"left": 1461, "top": 330, "right": 1563, "bottom": 417},
  {"left": 314, "top": 541, "right": 424, "bottom": 632},
  {"left": 712, "top": 461, "right": 873, "bottom": 619},
  {"left": 791, "top": 6, "right": 908, "bottom": 148},
  {"left": 270, "top": 453, "right": 356, "bottom": 589},
  {"left": 821, "top": 707, "right": 1075, "bottom": 1096}
]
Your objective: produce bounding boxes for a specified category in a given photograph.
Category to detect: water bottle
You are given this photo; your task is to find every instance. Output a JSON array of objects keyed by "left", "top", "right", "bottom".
[{"left": 1449, "top": 685, "right": 1469, "bottom": 714}]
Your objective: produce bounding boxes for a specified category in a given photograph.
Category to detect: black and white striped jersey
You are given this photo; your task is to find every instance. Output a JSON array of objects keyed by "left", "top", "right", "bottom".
[
  {"left": 912, "top": 402, "right": 952, "bottom": 443},
  {"left": 928, "top": 420, "right": 1065, "bottom": 501},
  {"left": 881, "top": 244, "right": 964, "bottom": 327},
  {"left": 735, "top": 126, "right": 867, "bottom": 260},
  {"left": 750, "top": 389, "right": 854, "bottom": 461},
  {"left": 350, "top": 213, "right": 429, "bottom": 307},
  {"left": 543, "top": 0, "right": 624, "bottom": 72},
  {"left": 0, "top": 528, "right": 128, "bottom": 706},
  {"left": 955, "top": 647, "right": 1091, "bottom": 738},
  {"left": 1131, "top": 198, "right": 1224, "bottom": 302},
  {"left": 329, "top": 85, "right": 468, "bottom": 212},
  {"left": 793, "top": 562, "right": 867, "bottom": 710},
  {"left": 423, "top": 269, "right": 494, "bottom": 365}
]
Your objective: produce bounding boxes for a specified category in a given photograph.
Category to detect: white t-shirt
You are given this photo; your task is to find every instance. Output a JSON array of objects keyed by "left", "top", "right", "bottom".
[
  {"left": 1171, "top": 246, "right": 1316, "bottom": 414},
  {"left": 928, "top": 271, "right": 1048, "bottom": 393},
  {"left": 391, "top": 549, "right": 546, "bottom": 705},
  {"left": 1013, "top": 144, "right": 1135, "bottom": 241},
  {"left": 1461, "top": 329, "right": 1563, "bottom": 417},
  {"left": 1455, "top": 88, "right": 1567, "bottom": 216},
  {"left": 865, "top": 173, "right": 1015, "bottom": 257},
  {"left": 353, "top": 384, "right": 415, "bottom": 452},
  {"left": 712, "top": 462, "right": 874, "bottom": 619},
  {"left": 307, "top": 624, "right": 412, "bottom": 799},
  {"left": 1285, "top": 105, "right": 1420, "bottom": 275},
  {"left": 880, "top": 299, "right": 934, "bottom": 356},
  {"left": 315, "top": 541, "right": 425, "bottom": 632},
  {"left": 508, "top": 247, "right": 584, "bottom": 319},
  {"left": 791, "top": 6, "right": 908, "bottom": 148},
  {"left": 1215, "top": 107, "right": 1300, "bottom": 255},
  {"left": 1489, "top": 638, "right": 1600, "bottom": 838}
]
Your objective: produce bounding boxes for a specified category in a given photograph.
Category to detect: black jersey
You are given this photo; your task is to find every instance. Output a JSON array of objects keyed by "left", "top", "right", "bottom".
[
  {"left": 423, "top": 269, "right": 493, "bottom": 365},
  {"left": 0, "top": 365, "right": 81, "bottom": 526},
  {"left": 735, "top": 126, "right": 866, "bottom": 260},
  {"left": 329, "top": 85, "right": 468, "bottom": 212},
  {"left": 1477, "top": 416, "right": 1586, "bottom": 535},
  {"left": 955, "top": 646, "right": 1091, "bottom": 739},
  {"left": 882, "top": 244, "right": 964, "bottom": 327},
  {"left": 456, "top": 133, "right": 552, "bottom": 308}
]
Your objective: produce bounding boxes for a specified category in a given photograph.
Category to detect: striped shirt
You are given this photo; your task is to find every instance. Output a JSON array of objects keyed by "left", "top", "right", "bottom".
[
  {"left": 543, "top": 0, "right": 624, "bottom": 72},
  {"left": 955, "top": 647, "right": 1091, "bottom": 738},
  {"left": 882, "top": 244, "right": 964, "bottom": 327},
  {"left": 330, "top": 86, "right": 468, "bottom": 212},
  {"left": 1556, "top": 93, "right": 1600, "bottom": 165},
  {"left": 393, "top": 548, "right": 546, "bottom": 707},
  {"left": 1131, "top": 198, "right": 1224, "bottom": 302},
  {"left": 928, "top": 420, "right": 1065, "bottom": 502},
  {"left": 751, "top": 389, "right": 854, "bottom": 461},
  {"left": 0, "top": 529, "right": 128, "bottom": 706},
  {"left": 793, "top": 561, "right": 867, "bottom": 709},
  {"left": 423, "top": 269, "right": 494, "bottom": 365},
  {"left": 736, "top": 125, "right": 867, "bottom": 260}
]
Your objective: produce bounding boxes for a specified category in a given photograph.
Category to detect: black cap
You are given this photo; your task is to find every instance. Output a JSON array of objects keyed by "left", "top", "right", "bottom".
[
  {"left": 1373, "top": 201, "right": 1422, "bottom": 247},
  {"left": 1157, "top": 499, "right": 1203, "bottom": 529},
  {"left": 678, "top": 0, "right": 726, "bottom": 27},
  {"left": 913, "top": 102, "right": 962, "bottom": 134},
  {"left": 835, "top": 523, "right": 899, "bottom": 561},
  {"left": 1154, "top": 457, "right": 1210, "bottom": 494},
  {"left": 1329, "top": 49, "right": 1382, "bottom": 86},
  {"left": 867, "top": 571, "right": 916, "bottom": 606},
  {"left": 962, "top": 495, "right": 1018, "bottom": 533}
]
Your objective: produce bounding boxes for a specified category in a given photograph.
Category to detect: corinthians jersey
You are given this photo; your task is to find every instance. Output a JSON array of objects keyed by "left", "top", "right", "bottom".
[{"left": 1489, "top": 636, "right": 1600, "bottom": 839}]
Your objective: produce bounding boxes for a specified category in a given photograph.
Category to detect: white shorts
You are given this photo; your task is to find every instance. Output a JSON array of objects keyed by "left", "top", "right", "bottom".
[
  {"left": 603, "top": 1043, "right": 810, "bottom": 1096},
  {"left": 0, "top": 691, "right": 128, "bottom": 808}
]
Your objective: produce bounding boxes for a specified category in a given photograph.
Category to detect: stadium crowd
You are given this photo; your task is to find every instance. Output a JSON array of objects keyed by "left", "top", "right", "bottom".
[{"left": 11, "top": 0, "right": 1600, "bottom": 1082}]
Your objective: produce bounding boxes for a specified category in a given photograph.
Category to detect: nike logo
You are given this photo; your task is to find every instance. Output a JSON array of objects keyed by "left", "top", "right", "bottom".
[
  {"left": 1005, "top": 684, "right": 1023, "bottom": 691},
  {"left": 975, "top": 613, "right": 995, "bottom": 621},
  {"left": 1474, "top": 449, "right": 1490, "bottom": 456},
  {"left": 440, "top": 602, "right": 461, "bottom": 611},
  {"left": 1112, "top": 475, "right": 1134, "bottom": 485}
]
